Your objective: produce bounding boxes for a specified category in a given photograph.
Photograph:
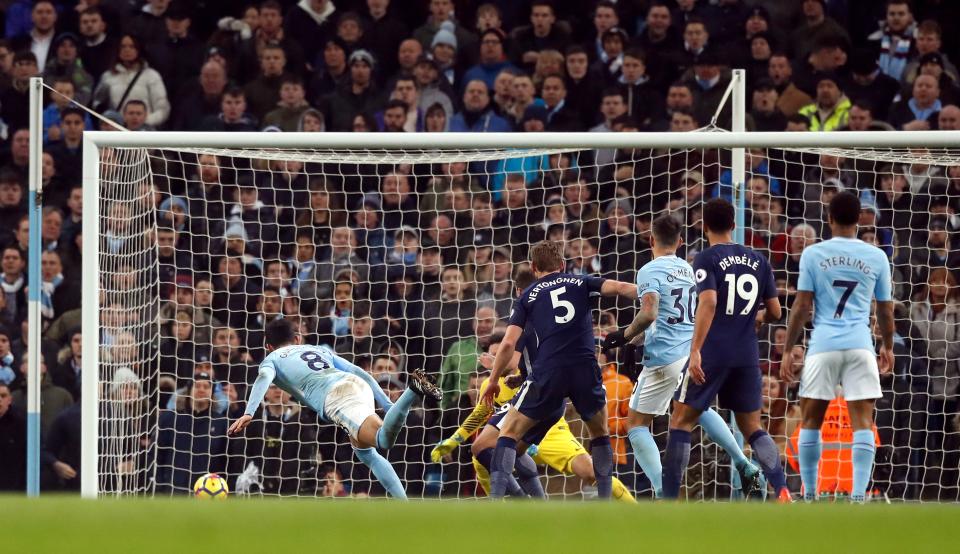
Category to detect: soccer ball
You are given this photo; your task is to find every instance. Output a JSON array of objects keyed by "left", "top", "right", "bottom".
[{"left": 193, "top": 473, "right": 229, "bottom": 499}]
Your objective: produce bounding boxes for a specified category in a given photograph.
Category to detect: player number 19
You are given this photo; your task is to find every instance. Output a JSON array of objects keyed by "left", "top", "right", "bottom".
[
  {"left": 723, "top": 273, "right": 759, "bottom": 315},
  {"left": 550, "top": 286, "right": 576, "bottom": 324}
]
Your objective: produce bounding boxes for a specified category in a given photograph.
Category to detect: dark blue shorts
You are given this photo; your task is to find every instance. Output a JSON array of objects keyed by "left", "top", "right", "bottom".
[
  {"left": 515, "top": 362, "right": 606, "bottom": 424},
  {"left": 674, "top": 364, "right": 762, "bottom": 413},
  {"left": 488, "top": 401, "right": 563, "bottom": 445}
]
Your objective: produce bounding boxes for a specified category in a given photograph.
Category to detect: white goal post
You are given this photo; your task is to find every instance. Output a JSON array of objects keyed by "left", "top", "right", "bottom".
[{"left": 81, "top": 128, "right": 960, "bottom": 500}]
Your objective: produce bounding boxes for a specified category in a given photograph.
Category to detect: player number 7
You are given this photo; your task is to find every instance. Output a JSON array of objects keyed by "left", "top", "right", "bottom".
[{"left": 832, "top": 279, "right": 858, "bottom": 318}]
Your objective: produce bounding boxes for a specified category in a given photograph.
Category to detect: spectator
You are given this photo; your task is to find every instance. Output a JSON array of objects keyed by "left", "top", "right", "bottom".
[
  {"left": 284, "top": 0, "right": 336, "bottom": 65},
  {"left": 589, "top": 27, "right": 626, "bottom": 84},
  {"left": 751, "top": 78, "right": 787, "bottom": 131},
  {"left": 590, "top": 88, "right": 627, "bottom": 165},
  {"left": 301, "top": 226, "right": 370, "bottom": 304},
  {"left": 92, "top": 34, "right": 170, "bottom": 127},
  {"left": 789, "top": 0, "right": 849, "bottom": 63},
  {"left": 244, "top": 1, "right": 304, "bottom": 78},
  {"left": 363, "top": 0, "right": 409, "bottom": 81},
  {"left": 42, "top": 77, "right": 93, "bottom": 145},
  {"left": 156, "top": 371, "right": 228, "bottom": 494},
  {"left": 617, "top": 49, "right": 662, "bottom": 130},
  {"left": 380, "top": 171, "right": 419, "bottom": 231},
  {"left": 263, "top": 75, "right": 311, "bottom": 132},
  {"left": 309, "top": 37, "right": 348, "bottom": 101},
  {"left": 11, "top": 354, "right": 74, "bottom": 437},
  {"left": 439, "top": 305, "right": 495, "bottom": 409},
  {"left": 668, "top": 16, "right": 710, "bottom": 79},
  {"left": 414, "top": 55, "right": 455, "bottom": 121},
  {"left": 413, "top": 0, "right": 477, "bottom": 70},
  {"left": 563, "top": 45, "right": 599, "bottom": 130},
  {"left": 377, "top": 75, "right": 424, "bottom": 132},
  {"left": 768, "top": 52, "right": 812, "bottom": 118},
  {"left": 509, "top": 0, "right": 569, "bottom": 72},
  {"left": 0, "top": 51, "right": 38, "bottom": 133},
  {"left": 125, "top": 0, "right": 170, "bottom": 45},
  {"left": 45, "top": 106, "right": 85, "bottom": 183},
  {"left": 843, "top": 100, "right": 894, "bottom": 131},
  {"left": 649, "top": 81, "right": 694, "bottom": 131},
  {"left": 1, "top": 246, "right": 26, "bottom": 328},
  {"left": 51, "top": 328, "right": 82, "bottom": 401},
  {"left": 396, "top": 38, "right": 423, "bottom": 79},
  {"left": 462, "top": 28, "right": 517, "bottom": 92},
  {"left": 685, "top": 50, "right": 732, "bottom": 127},
  {"left": 243, "top": 44, "right": 289, "bottom": 123},
  {"left": 42, "top": 401, "right": 82, "bottom": 490},
  {"left": 147, "top": 6, "right": 205, "bottom": 103},
  {"left": 797, "top": 72, "right": 850, "bottom": 131},
  {"left": 199, "top": 87, "right": 259, "bottom": 132},
  {"left": 635, "top": 2, "right": 681, "bottom": 86},
  {"left": 173, "top": 59, "right": 228, "bottom": 131},
  {"left": 0, "top": 382, "right": 25, "bottom": 491},
  {"left": 540, "top": 74, "right": 578, "bottom": 131},
  {"left": 450, "top": 80, "right": 512, "bottom": 132},
  {"left": 844, "top": 49, "right": 901, "bottom": 122},
  {"left": 902, "top": 20, "right": 958, "bottom": 88},
  {"left": 324, "top": 49, "right": 380, "bottom": 132},
  {"left": 122, "top": 100, "right": 152, "bottom": 131},
  {"left": 42, "top": 33, "right": 94, "bottom": 105},
  {"left": 9, "top": 1, "right": 57, "bottom": 69},
  {"left": 430, "top": 21, "right": 459, "bottom": 88},
  {"left": 938, "top": 104, "right": 960, "bottom": 130},
  {"left": 868, "top": 0, "right": 916, "bottom": 81},
  {"left": 888, "top": 74, "right": 941, "bottom": 130},
  {"left": 78, "top": 7, "right": 116, "bottom": 82}
]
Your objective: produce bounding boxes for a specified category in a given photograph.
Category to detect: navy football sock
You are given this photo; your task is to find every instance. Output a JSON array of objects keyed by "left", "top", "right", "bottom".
[
  {"left": 662, "top": 429, "right": 692, "bottom": 499},
  {"left": 514, "top": 453, "right": 545, "bottom": 498},
  {"left": 590, "top": 436, "right": 614, "bottom": 499},
  {"left": 748, "top": 429, "right": 788, "bottom": 493},
  {"left": 476, "top": 447, "right": 524, "bottom": 497},
  {"left": 489, "top": 437, "right": 518, "bottom": 499}
]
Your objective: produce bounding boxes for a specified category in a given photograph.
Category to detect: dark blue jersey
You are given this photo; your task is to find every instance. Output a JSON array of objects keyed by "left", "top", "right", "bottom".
[
  {"left": 508, "top": 272, "right": 605, "bottom": 374},
  {"left": 693, "top": 243, "right": 777, "bottom": 368}
]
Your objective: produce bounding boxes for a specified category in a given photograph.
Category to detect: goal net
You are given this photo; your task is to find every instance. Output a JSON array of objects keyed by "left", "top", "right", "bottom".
[{"left": 84, "top": 132, "right": 960, "bottom": 501}]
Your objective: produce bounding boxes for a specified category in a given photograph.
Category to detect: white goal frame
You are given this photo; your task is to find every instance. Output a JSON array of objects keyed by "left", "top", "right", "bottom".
[{"left": 80, "top": 128, "right": 960, "bottom": 498}]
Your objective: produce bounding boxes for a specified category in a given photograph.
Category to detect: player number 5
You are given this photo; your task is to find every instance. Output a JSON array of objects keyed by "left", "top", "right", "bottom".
[{"left": 550, "top": 286, "right": 576, "bottom": 324}]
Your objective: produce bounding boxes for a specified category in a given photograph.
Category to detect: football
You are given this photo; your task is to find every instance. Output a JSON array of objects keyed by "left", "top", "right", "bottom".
[{"left": 193, "top": 473, "right": 229, "bottom": 500}]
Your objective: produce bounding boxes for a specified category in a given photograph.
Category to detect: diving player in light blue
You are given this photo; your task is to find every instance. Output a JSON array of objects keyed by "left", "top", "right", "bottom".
[
  {"left": 603, "top": 215, "right": 761, "bottom": 498},
  {"left": 781, "top": 191, "right": 894, "bottom": 503},
  {"left": 228, "top": 318, "right": 441, "bottom": 499}
]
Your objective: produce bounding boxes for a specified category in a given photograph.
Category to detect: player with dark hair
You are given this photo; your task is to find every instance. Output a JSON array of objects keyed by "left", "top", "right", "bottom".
[
  {"left": 660, "top": 198, "right": 788, "bottom": 501},
  {"left": 481, "top": 241, "right": 640, "bottom": 499},
  {"left": 604, "top": 214, "right": 762, "bottom": 498},
  {"left": 432, "top": 268, "right": 636, "bottom": 502},
  {"left": 782, "top": 191, "right": 895, "bottom": 503},
  {"left": 228, "top": 318, "right": 441, "bottom": 499}
]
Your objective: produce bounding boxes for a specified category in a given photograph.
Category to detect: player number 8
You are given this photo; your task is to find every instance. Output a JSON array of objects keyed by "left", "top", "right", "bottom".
[{"left": 550, "top": 286, "right": 576, "bottom": 324}]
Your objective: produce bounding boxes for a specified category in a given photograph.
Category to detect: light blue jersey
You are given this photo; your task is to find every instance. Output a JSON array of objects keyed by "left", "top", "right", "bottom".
[
  {"left": 636, "top": 255, "right": 697, "bottom": 366},
  {"left": 243, "top": 344, "right": 391, "bottom": 419},
  {"left": 797, "top": 237, "right": 892, "bottom": 356}
]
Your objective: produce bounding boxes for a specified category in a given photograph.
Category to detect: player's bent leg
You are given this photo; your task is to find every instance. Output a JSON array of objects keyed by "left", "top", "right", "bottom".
[
  {"left": 581, "top": 408, "right": 615, "bottom": 499},
  {"left": 473, "top": 424, "right": 525, "bottom": 497},
  {"left": 627, "top": 411, "right": 662, "bottom": 498},
  {"left": 353, "top": 414, "right": 384, "bottom": 450},
  {"left": 490, "top": 408, "right": 538, "bottom": 499},
  {"left": 846, "top": 399, "right": 878, "bottom": 503},
  {"left": 698, "top": 408, "right": 761, "bottom": 498},
  {"left": 798, "top": 398, "right": 831, "bottom": 501},
  {"left": 513, "top": 453, "right": 546, "bottom": 498},
  {"left": 735, "top": 410, "right": 789, "bottom": 499},
  {"left": 354, "top": 445, "right": 407, "bottom": 500},
  {"left": 375, "top": 370, "right": 439, "bottom": 451}
]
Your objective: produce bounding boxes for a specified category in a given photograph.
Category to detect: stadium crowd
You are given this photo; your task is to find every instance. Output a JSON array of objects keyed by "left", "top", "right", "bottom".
[{"left": 0, "top": 0, "right": 959, "bottom": 500}]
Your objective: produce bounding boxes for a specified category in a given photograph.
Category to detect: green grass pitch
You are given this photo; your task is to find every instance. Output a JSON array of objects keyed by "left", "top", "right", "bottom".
[{"left": 4, "top": 496, "right": 956, "bottom": 553}]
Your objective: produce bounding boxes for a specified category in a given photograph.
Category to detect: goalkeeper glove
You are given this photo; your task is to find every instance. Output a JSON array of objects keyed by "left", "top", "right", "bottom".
[
  {"left": 430, "top": 435, "right": 464, "bottom": 463},
  {"left": 602, "top": 330, "right": 628, "bottom": 349}
]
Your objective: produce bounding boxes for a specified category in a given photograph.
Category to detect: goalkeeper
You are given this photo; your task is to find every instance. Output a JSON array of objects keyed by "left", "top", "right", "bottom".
[{"left": 431, "top": 270, "right": 636, "bottom": 502}]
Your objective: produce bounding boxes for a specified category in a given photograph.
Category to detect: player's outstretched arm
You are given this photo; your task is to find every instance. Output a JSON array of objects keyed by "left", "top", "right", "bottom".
[
  {"left": 603, "top": 292, "right": 658, "bottom": 349},
  {"left": 431, "top": 382, "right": 496, "bottom": 462},
  {"left": 600, "top": 279, "right": 639, "bottom": 300},
  {"left": 228, "top": 363, "right": 277, "bottom": 435},
  {"left": 781, "top": 291, "right": 813, "bottom": 383}
]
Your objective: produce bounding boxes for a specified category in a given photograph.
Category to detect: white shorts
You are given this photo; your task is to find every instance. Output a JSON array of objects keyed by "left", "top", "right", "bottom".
[
  {"left": 799, "top": 349, "right": 882, "bottom": 401},
  {"left": 629, "top": 356, "right": 687, "bottom": 416},
  {"left": 323, "top": 374, "right": 376, "bottom": 439}
]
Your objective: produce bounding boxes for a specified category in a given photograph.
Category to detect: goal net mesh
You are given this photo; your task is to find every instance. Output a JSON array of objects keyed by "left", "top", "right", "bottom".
[{"left": 93, "top": 139, "right": 960, "bottom": 501}]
